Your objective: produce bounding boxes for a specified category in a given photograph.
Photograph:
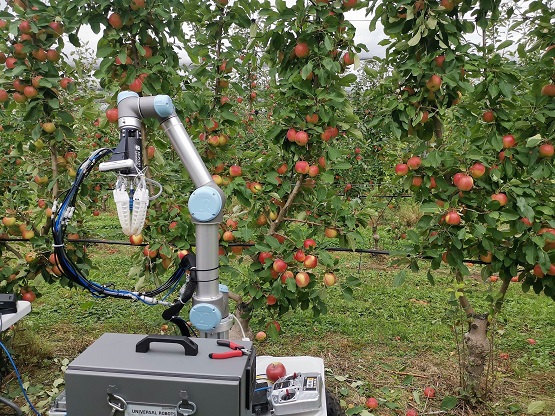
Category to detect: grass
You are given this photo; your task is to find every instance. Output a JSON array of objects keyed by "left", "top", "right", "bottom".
[{"left": 1, "top": 212, "right": 554, "bottom": 415}]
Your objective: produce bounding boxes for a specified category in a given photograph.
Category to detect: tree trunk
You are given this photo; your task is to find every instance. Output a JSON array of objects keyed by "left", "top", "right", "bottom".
[
  {"left": 228, "top": 292, "right": 253, "bottom": 340},
  {"left": 463, "top": 313, "right": 490, "bottom": 397}
]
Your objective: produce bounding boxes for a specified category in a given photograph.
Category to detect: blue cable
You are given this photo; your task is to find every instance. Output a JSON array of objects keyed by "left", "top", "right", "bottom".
[{"left": 0, "top": 341, "right": 41, "bottom": 416}]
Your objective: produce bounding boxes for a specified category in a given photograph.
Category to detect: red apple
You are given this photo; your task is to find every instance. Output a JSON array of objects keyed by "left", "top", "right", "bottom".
[
  {"left": 520, "top": 217, "right": 533, "bottom": 227},
  {"left": 255, "top": 331, "right": 267, "bottom": 341},
  {"left": 308, "top": 165, "right": 319, "bottom": 177},
  {"left": 365, "top": 397, "right": 378, "bottom": 409},
  {"left": 323, "top": 272, "right": 337, "bottom": 286},
  {"left": 129, "top": 234, "right": 144, "bottom": 245},
  {"left": 406, "top": 409, "right": 418, "bottom": 416},
  {"left": 434, "top": 55, "right": 445, "bottom": 67},
  {"left": 295, "top": 272, "right": 310, "bottom": 288},
  {"left": 267, "top": 294, "right": 277, "bottom": 305},
  {"left": 294, "top": 43, "right": 309, "bottom": 58},
  {"left": 266, "top": 362, "right": 287, "bottom": 382},
  {"left": 108, "top": 13, "right": 123, "bottom": 29},
  {"left": 222, "top": 231, "right": 234, "bottom": 242},
  {"left": 5, "top": 57, "right": 17, "bottom": 69},
  {"left": 541, "top": 84, "right": 555, "bottom": 97},
  {"left": 143, "top": 245, "right": 158, "bottom": 258},
  {"left": 295, "top": 160, "right": 310, "bottom": 174},
  {"left": 272, "top": 259, "right": 288, "bottom": 273},
  {"left": 469, "top": 162, "right": 486, "bottom": 179},
  {"left": 423, "top": 387, "right": 435, "bottom": 398},
  {"left": 454, "top": 173, "right": 473, "bottom": 191},
  {"left": 229, "top": 165, "right": 242, "bottom": 177},
  {"left": 539, "top": 143, "right": 554, "bottom": 158},
  {"left": 343, "top": 52, "right": 355, "bottom": 66},
  {"left": 286, "top": 128, "right": 297, "bottom": 142},
  {"left": 0, "top": 89, "right": 8, "bottom": 102},
  {"left": 406, "top": 156, "right": 421, "bottom": 170},
  {"left": 325, "top": 228, "right": 338, "bottom": 238},
  {"left": 46, "top": 49, "right": 60, "bottom": 62},
  {"left": 445, "top": 211, "right": 461, "bottom": 225},
  {"left": 425, "top": 75, "right": 442, "bottom": 92},
  {"left": 303, "top": 238, "right": 316, "bottom": 249},
  {"left": 502, "top": 134, "right": 516, "bottom": 148},
  {"left": 395, "top": 163, "right": 409, "bottom": 176},
  {"left": 294, "top": 249, "right": 306, "bottom": 262},
  {"left": 258, "top": 251, "right": 273, "bottom": 264},
  {"left": 491, "top": 193, "right": 508, "bottom": 206},
  {"left": 106, "top": 108, "right": 118, "bottom": 123},
  {"left": 295, "top": 130, "right": 309, "bottom": 146},
  {"left": 129, "top": 78, "right": 143, "bottom": 93},
  {"left": 304, "top": 255, "right": 318, "bottom": 269},
  {"left": 482, "top": 110, "right": 495, "bottom": 123}
]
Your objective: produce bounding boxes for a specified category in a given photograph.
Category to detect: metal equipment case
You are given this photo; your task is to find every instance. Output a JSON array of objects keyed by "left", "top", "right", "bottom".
[{"left": 64, "top": 333, "right": 255, "bottom": 416}]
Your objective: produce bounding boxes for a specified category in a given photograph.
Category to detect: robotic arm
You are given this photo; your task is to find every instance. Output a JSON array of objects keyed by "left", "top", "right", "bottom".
[{"left": 53, "top": 92, "right": 233, "bottom": 339}]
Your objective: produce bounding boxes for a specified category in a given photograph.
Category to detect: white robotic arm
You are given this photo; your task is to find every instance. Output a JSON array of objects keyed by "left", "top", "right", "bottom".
[{"left": 97, "top": 92, "right": 232, "bottom": 338}]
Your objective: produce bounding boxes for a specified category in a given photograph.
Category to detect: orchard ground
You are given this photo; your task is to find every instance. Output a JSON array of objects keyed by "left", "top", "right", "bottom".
[{"left": 2, "top": 207, "right": 554, "bottom": 416}]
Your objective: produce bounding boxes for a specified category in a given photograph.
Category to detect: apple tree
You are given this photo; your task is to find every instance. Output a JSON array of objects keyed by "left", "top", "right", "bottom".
[
  {"left": 366, "top": 0, "right": 554, "bottom": 397},
  {"left": 0, "top": 0, "right": 96, "bottom": 299}
]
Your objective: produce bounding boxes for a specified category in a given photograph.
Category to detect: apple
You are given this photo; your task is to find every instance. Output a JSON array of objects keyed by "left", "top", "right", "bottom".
[
  {"left": 2, "top": 217, "right": 16, "bottom": 227},
  {"left": 276, "top": 163, "right": 288, "bottom": 175},
  {"left": 46, "top": 49, "right": 60, "bottom": 62},
  {"left": 255, "top": 331, "right": 267, "bottom": 341},
  {"left": 406, "top": 409, "right": 418, "bottom": 416},
  {"left": 538, "top": 228, "right": 555, "bottom": 251},
  {"left": 454, "top": 173, "right": 473, "bottom": 191},
  {"left": 343, "top": 52, "right": 355, "bottom": 66},
  {"left": 308, "top": 165, "right": 319, "bottom": 177},
  {"left": 425, "top": 75, "right": 442, "bottom": 92},
  {"left": 258, "top": 251, "right": 273, "bottom": 264},
  {"left": 13, "top": 92, "right": 27, "bottom": 104},
  {"left": 108, "top": 13, "right": 123, "bottom": 29},
  {"left": 444, "top": 211, "right": 461, "bottom": 226},
  {"left": 491, "top": 193, "right": 508, "bottom": 206},
  {"left": 304, "top": 255, "right": 318, "bottom": 269},
  {"left": 294, "top": 43, "right": 309, "bottom": 58},
  {"left": 502, "top": 134, "right": 516, "bottom": 148},
  {"left": 434, "top": 55, "right": 445, "bottom": 67},
  {"left": 489, "top": 275, "right": 499, "bottom": 282},
  {"left": 520, "top": 217, "right": 533, "bottom": 227},
  {"left": 5, "top": 57, "right": 17, "bottom": 69},
  {"left": 423, "top": 387, "right": 435, "bottom": 398},
  {"left": 325, "top": 227, "right": 338, "bottom": 238},
  {"left": 365, "top": 397, "right": 378, "bottom": 409},
  {"left": 541, "top": 84, "right": 555, "bottom": 97},
  {"left": 177, "top": 249, "right": 189, "bottom": 260},
  {"left": 129, "top": 234, "right": 144, "bottom": 245},
  {"left": 25, "top": 252, "right": 36, "bottom": 263},
  {"left": 295, "top": 160, "right": 310, "bottom": 174},
  {"left": 129, "top": 78, "right": 143, "bottom": 93},
  {"left": 469, "top": 162, "right": 486, "bottom": 179},
  {"left": 229, "top": 165, "right": 242, "bottom": 177},
  {"left": 395, "top": 163, "right": 409, "bottom": 176},
  {"left": 222, "top": 231, "right": 234, "bottom": 242},
  {"left": 286, "top": 128, "right": 297, "bottom": 142},
  {"left": 22, "top": 229, "right": 35, "bottom": 239},
  {"left": 0, "top": 89, "right": 8, "bottom": 102},
  {"left": 272, "top": 259, "right": 288, "bottom": 273},
  {"left": 303, "top": 238, "right": 317, "bottom": 249},
  {"left": 406, "top": 156, "right": 421, "bottom": 170},
  {"left": 266, "top": 362, "right": 287, "bottom": 382},
  {"left": 295, "top": 130, "right": 309, "bottom": 146},
  {"left": 533, "top": 264, "right": 544, "bottom": 278},
  {"left": 527, "top": 338, "right": 537, "bottom": 345},
  {"left": 106, "top": 108, "right": 118, "bottom": 123},
  {"left": 267, "top": 294, "right": 277, "bottom": 305},
  {"left": 23, "top": 86, "right": 38, "bottom": 98},
  {"left": 22, "top": 291, "right": 36, "bottom": 303},
  {"left": 294, "top": 249, "right": 306, "bottom": 262},
  {"left": 305, "top": 113, "right": 319, "bottom": 124},
  {"left": 295, "top": 272, "right": 310, "bottom": 288},
  {"left": 143, "top": 245, "right": 158, "bottom": 258},
  {"left": 482, "top": 110, "right": 495, "bottom": 123},
  {"left": 539, "top": 143, "right": 554, "bottom": 158},
  {"left": 49, "top": 21, "right": 63, "bottom": 36},
  {"left": 130, "top": 0, "right": 146, "bottom": 10},
  {"left": 480, "top": 252, "right": 493, "bottom": 263},
  {"left": 323, "top": 272, "right": 337, "bottom": 286}
]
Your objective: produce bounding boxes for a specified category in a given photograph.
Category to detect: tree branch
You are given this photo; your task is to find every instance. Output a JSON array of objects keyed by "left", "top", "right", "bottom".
[
  {"left": 455, "top": 269, "right": 475, "bottom": 317},
  {"left": 269, "top": 175, "right": 304, "bottom": 234}
]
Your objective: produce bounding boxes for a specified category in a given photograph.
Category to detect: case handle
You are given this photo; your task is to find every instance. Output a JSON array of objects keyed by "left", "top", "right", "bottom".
[{"left": 135, "top": 335, "right": 198, "bottom": 356}]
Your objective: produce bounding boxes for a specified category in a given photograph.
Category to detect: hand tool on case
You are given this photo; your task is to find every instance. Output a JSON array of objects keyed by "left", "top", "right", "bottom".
[{"left": 209, "top": 340, "right": 251, "bottom": 359}]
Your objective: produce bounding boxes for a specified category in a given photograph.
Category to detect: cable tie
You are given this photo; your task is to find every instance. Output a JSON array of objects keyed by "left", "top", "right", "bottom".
[
  {"left": 190, "top": 265, "right": 220, "bottom": 272},
  {"left": 52, "top": 244, "right": 65, "bottom": 248}
]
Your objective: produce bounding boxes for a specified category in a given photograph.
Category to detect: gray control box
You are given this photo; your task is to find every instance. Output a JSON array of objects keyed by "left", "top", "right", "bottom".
[{"left": 64, "top": 333, "right": 255, "bottom": 416}]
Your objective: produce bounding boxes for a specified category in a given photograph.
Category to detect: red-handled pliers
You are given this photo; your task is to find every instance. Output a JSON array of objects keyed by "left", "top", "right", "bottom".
[{"left": 209, "top": 340, "right": 251, "bottom": 359}]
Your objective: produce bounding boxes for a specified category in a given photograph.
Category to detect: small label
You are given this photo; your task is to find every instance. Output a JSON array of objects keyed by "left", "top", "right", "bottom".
[{"left": 125, "top": 403, "right": 178, "bottom": 416}]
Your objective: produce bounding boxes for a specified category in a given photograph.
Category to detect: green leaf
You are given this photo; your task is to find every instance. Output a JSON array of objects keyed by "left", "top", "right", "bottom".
[
  {"left": 440, "top": 396, "right": 458, "bottom": 410},
  {"left": 526, "top": 134, "right": 543, "bottom": 148},
  {"left": 527, "top": 401, "right": 546, "bottom": 414},
  {"left": 408, "top": 31, "right": 421, "bottom": 47},
  {"left": 393, "top": 270, "right": 407, "bottom": 287}
]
